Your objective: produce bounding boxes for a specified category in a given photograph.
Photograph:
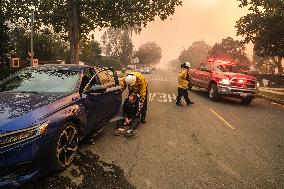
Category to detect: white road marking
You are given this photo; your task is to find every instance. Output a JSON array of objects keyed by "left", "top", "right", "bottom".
[
  {"left": 168, "top": 94, "right": 177, "bottom": 103},
  {"left": 150, "top": 78, "right": 169, "bottom": 82},
  {"left": 157, "top": 93, "right": 168, "bottom": 102},
  {"left": 149, "top": 93, "right": 177, "bottom": 103},
  {"left": 149, "top": 93, "right": 157, "bottom": 102}
]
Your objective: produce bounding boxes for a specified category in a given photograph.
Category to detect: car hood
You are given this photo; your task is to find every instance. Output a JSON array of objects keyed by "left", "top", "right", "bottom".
[{"left": 0, "top": 92, "right": 66, "bottom": 133}]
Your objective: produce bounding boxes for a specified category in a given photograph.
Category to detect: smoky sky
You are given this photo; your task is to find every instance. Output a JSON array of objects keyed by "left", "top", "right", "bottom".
[{"left": 131, "top": 0, "right": 249, "bottom": 64}]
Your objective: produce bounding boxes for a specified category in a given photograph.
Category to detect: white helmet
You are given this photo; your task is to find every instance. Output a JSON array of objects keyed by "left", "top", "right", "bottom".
[
  {"left": 125, "top": 74, "right": 137, "bottom": 86},
  {"left": 185, "top": 62, "right": 191, "bottom": 68}
]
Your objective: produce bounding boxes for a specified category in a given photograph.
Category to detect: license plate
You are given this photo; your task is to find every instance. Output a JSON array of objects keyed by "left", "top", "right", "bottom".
[{"left": 240, "top": 93, "right": 248, "bottom": 97}]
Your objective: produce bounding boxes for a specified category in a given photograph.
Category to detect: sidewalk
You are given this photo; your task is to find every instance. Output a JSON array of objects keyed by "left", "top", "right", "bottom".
[{"left": 258, "top": 87, "right": 284, "bottom": 105}]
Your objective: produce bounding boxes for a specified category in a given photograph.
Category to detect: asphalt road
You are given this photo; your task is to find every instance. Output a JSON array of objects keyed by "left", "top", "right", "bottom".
[{"left": 25, "top": 68, "right": 284, "bottom": 189}]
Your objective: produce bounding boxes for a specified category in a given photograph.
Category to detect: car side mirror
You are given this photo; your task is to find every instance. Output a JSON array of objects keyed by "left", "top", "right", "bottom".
[{"left": 84, "top": 85, "right": 106, "bottom": 94}]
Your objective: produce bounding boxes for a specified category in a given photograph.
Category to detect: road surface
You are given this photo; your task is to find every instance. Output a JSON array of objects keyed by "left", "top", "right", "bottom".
[{"left": 25, "top": 68, "right": 284, "bottom": 189}]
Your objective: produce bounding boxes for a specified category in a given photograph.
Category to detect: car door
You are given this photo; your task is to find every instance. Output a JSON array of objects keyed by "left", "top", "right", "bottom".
[
  {"left": 104, "top": 70, "right": 122, "bottom": 117},
  {"left": 82, "top": 69, "right": 108, "bottom": 130},
  {"left": 200, "top": 62, "right": 213, "bottom": 89},
  {"left": 97, "top": 69, "right": 122, "bottom": 118},
  {"left": 194, "top": 63, "right": 206, "bottom": 87}
]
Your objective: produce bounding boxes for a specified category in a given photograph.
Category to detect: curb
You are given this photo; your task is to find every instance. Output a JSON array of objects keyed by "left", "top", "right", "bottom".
[{"left": 258, "top": 94, "right": 284, "bottom": 105}]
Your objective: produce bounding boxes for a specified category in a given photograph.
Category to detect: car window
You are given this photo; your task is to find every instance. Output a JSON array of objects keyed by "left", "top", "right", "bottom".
[
  {"left": 106, "top": 70, "right": 115, "bottom": 83},
  {"left": 214, "top": 63, "right": 237, "bottom": 73},
  {"left": 206, "top": 63, "right": 213, "bottom": 71},
  {"left": 80, "top": 69, "right": 96, "bottom": 93},
  {"left": 0, "top": 68, "right": 80, "bottom": 93},
  {"left": 97, "top": 70, "right": 115, "bottom": 88},
  {"left": 198, "top": 63, "right": 205, "bottom": 70}
]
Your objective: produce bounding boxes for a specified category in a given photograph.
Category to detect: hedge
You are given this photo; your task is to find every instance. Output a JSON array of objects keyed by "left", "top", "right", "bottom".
[
  {"left": 248, "top": 73, "right": 284, "bottom": 88},
  {"left": 0, "top": 66, "right": 15, "bottom": 80}
]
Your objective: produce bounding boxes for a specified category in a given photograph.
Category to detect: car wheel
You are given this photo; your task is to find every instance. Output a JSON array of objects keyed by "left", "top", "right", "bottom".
[
  {"left": 52, "top": 122, "right": 79, "bottom": 172},
  {"left": 209, "top": 83, "right": 219, "bottom": 101},
  {"left": 241, "top": 97, "right": 253, "bottom": 105}
]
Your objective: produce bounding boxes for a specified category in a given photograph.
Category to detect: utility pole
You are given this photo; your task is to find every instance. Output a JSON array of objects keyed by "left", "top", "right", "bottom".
[{"left": 30, "top": 6, "right": 35, "bottom": 67}]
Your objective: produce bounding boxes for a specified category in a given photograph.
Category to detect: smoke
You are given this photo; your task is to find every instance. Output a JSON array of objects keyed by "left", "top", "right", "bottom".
[{"left": 132, "top": 0, "right": 249, "bottom": 65}]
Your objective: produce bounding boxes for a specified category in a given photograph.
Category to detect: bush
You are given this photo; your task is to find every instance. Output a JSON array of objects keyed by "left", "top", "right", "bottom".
[
  {"left": 248, "top": 73, "right": 284, "bottom": 88},
  {"left": 0, "top": 67, "right": 14, "bottom": 80}
]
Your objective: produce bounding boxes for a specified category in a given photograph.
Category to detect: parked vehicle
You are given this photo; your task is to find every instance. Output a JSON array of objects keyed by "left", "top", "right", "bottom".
[
  {"left": 188, "top": 58, "right": 259, "bottom": 105},
  {"left": 0, "top": 64, "right": 122, "bottom": 187},
  {"left": 139, "top": 67, "right": 152, "bottom": 74}
]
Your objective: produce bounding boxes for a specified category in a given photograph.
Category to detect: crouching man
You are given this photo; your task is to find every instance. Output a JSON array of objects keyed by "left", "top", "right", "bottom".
[{"left": 115, "top": 93, "right": 141, "bottom": 137}]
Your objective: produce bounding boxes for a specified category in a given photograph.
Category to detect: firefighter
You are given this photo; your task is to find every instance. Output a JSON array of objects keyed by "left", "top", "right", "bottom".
[
  {"left": 176, "top": 62, "right": 194, "bottom": 106},
  {"left": 121, "top": 72, "right": 148, "bottom": 123}
]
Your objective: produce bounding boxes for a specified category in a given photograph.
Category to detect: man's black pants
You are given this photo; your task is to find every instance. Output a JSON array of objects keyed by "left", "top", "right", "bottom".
[
  {"left": 117, "top": 118, "right": 141, "bottom": 130},
  {"left": 129, "top": 88, "right": 148, "bottom": 121},
  {"left": 176, "top": 87, "right": 191, "bottom": 105},
  {"left": 141, "top": 92, "right": 148, "bottom": 121}
]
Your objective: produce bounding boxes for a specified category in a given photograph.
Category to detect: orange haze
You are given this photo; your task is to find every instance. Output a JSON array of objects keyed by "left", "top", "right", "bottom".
[{"left": 131, "top": 0, "right": 250, "bottom": 64}]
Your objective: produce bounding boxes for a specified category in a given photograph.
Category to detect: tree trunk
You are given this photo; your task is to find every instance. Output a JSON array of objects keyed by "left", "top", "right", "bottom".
[
  {"left": 274, "top": 56, "right": 284, "bottom": 73},
  {"left": 67, "top": 0, "right": 80, "bottom": 64}
]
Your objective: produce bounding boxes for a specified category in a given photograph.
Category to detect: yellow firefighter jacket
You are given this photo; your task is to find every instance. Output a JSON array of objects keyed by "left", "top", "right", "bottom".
[
  {"left": 121, "top": 72, "right": 148, "bottom": 103},
  {"left": 178, "top": 68, "right": 189, "bottom": 89}
]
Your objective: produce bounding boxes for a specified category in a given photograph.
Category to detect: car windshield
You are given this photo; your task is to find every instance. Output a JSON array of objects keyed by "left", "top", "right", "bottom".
[
  {"left": 0, "top": 68, "right": 80, "bottom": 93},
  {"left": 214, "top": 63, "right": 237, "bottom": 73}
]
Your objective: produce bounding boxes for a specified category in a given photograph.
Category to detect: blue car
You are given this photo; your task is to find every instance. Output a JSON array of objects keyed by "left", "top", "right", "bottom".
[{"left": 0, "top": 64, "right": 122, "bottom": 187}]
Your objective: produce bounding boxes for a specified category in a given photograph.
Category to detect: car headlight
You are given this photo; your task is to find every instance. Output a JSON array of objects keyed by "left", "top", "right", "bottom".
[
  {"left": 219, "top": 78, "right": 230, "bottom": 85},
  {"left": 0, "top": 122, "right": 49, "bottom": 149},
  {"left": 256, "top": 81, "right": 260, "bottom": 88}
]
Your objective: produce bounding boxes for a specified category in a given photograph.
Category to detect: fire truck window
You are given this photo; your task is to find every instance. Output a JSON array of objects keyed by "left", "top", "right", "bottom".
[
  {"left": 198, "top": 63, "right": 205, "bottom": 70},
  {"left": 206, "top": 63, "right": 213, "bottom": 71}
]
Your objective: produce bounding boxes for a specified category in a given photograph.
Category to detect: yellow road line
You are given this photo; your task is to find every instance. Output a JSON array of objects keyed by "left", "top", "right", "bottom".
[{"left": 209, "top": 109, "right": 236, "bottom": 130}]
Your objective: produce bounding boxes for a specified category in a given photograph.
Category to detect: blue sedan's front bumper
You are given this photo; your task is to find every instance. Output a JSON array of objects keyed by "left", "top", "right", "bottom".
[{"left": 0, "top": 134, "right": 53, "bottom": 188}]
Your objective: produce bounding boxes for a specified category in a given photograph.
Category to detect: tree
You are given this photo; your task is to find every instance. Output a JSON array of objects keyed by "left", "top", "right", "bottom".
[
  {"left": 236, "top": 0, "right": 284, "bottom": 73},
  {"left": 179, "top": 41, "right": 211, "bottom": 67},
  {"left": 0, "top": 13, "right": 10, "bottom": 65},
  {"left": 9, "top": 27, "right": 69, "bottom": 61},
  {"left": 2, "top": 0, "right": 182, "bottom": 64},
  {"left": 97, "top": 56, "right": 123, "bottom": 70},
  {"left": 101, "top": 29, "right": 133, "bottom": 65},
  {"left": 135, "top": 42, "right": 162, "bottom": 66},
  {"left": 252, "top": 54, "right": 276, "bottom": 74},
  {"left": 210, "top": 37, "right": 250, "bottom": 70},
  {"left": 34, "top": 29, "right": 69, "bottom": 61},
  {"left": 81, "top": 40, "right": 102, "bottom": 65}
]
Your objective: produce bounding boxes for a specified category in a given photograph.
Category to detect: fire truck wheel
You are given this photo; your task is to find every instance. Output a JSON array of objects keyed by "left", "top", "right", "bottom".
[{"left": 209, "top": 83, "right": 219, "bottom": 101}]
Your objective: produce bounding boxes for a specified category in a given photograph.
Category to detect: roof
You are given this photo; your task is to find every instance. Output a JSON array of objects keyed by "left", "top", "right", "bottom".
[{"left": 32, "top": 64, "right": 94, "bottom": 71}]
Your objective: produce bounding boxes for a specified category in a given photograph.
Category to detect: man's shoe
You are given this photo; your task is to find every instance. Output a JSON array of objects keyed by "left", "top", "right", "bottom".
[
  {"left": 176, "top": 103, "right": 183, "bottom": 106},
  {"left": 187, "top": 101, "right": 194, "bottom": 105},
  {"left": 124, "top": 129, "right": 137, "bottom": 137},
  {"left": 114, "top": 128, "right": 125, "bottom": 136}
]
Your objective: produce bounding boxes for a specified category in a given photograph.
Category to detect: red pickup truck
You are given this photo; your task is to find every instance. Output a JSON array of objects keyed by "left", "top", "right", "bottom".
[{"left": 188, "top": 59, "right": 259, "bottom": 105}]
